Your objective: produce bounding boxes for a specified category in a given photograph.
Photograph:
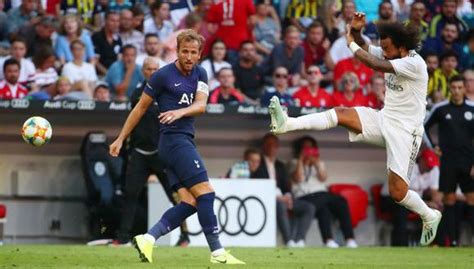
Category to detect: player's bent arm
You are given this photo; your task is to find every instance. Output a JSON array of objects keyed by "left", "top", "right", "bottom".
[
  {"left": 116, "top": 93, "right": 153, "bottom": 140},
  {"left": 353, "top": 49, "right": 395, "bottom": 73},
  {"left": 352, "top": 29, "right": 369, "bottom": 52},
  {"left": 179, "top": 90, "right": 208, "bottom": 117}
]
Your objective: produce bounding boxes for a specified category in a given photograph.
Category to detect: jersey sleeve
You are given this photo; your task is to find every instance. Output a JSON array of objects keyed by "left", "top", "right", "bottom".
[
  {"left": 144, "top": 70, "right": 164, "bottom": 98},
  {"left": 389, "top": 55, "right": 421, "bottom": 80},
  {"left": 197, "top": 66, "right": 209, "bottom": 96},
  {"left": 368, "top": 45, "right": 384, "bottom": 59}
]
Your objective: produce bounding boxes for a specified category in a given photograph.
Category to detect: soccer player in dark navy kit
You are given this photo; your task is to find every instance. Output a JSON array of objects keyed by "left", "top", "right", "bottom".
[
  {"left": 424, "top": 75, "right": 474, "bottom": 246},
  {"left": 109, "top": 30, "right": 245, "bottom": 265}
]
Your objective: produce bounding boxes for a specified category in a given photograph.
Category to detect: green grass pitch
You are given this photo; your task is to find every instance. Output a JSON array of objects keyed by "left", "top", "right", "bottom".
[{"left": 0, "top": 245, "right": 473, "bottom": 269}]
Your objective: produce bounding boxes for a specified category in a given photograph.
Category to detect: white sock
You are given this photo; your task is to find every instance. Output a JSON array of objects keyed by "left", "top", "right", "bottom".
[
  {"left": 397, "top": 190, "right": 436, "bottom": 222},
  {"left": 144, "top": 233, "right": 156, "bottom": 244},
  {"left": 286, "top": 109, "right": 338, "bottom": 131},
  {"left": 211, "top": 248, "right": 225, "bottom": 256}
]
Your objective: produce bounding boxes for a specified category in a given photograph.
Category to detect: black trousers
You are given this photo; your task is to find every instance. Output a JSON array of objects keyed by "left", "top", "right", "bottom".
[
  {"left": 300, "top": 192, "right": 354, "bottom": 242},
  {"left": 116, "top": 149, "right": 186, "bottom": 242},
  {"left": 380, "top": 195, "right": 410, "bottom": 246}
]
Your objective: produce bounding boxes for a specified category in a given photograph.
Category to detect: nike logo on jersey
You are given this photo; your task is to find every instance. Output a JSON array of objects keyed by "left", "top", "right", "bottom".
[{"left": 174, "top": 82, "right": 182, "bottom": 87}]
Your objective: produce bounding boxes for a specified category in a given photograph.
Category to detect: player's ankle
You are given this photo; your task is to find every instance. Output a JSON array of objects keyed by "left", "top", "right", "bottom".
[
  {"left": 211, "top": 248, "right": 225, "bottom": 256},
  {"left": 144, "top": 233, "right": 156, "bottom": 244}
]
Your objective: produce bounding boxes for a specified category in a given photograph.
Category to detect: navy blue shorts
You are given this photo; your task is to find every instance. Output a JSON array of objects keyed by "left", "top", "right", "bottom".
[{"left": 159, "top": 132, "right": 209, "bottom": 190}]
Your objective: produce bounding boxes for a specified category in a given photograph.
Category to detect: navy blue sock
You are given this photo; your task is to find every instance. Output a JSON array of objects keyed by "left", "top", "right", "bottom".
[
  {"left": 196, "top": 192, "right": 223, "bottom": 252},
  {"left": 148, "top": 202, "right": 196, "bottom": 239}
]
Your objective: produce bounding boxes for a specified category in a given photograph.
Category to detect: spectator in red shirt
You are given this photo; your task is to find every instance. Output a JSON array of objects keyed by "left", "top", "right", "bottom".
[
  {"left": 332, "top": 72, "right": 368, "bottom": 107},
  {"left": 0, "top": 58, "right": 28, "bottom": 100},
  {"left": 293, "top": 65, "right": 333, "bottom": 108},
  {"left": 209, "top": 68, "right": 245, "bottom": 105},
  {"left": 206, "top": 0, "right": 256, "bottom": 64},
  {"left": 333, "top": 57, "right": 373, "bottom": 91},
  {"left": 302, "top": 21, "right": 331, "bottom": 77},
  {"left": 366, "top": 74, "right": 385, "bottom": 109}
]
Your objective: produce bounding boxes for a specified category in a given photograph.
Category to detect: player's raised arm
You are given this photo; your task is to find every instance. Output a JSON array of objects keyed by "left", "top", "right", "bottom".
[
  {"left": 350, "top": 12, "right": 369, "bottom": 52},
  {"left": 109, "top": 93, "right": 153, "bottom": 156}
]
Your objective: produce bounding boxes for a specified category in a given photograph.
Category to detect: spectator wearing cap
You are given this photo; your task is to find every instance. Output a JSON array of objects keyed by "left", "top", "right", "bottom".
[
  {"left": 61, "top": 40, "right": 98, "bottom": 97},
  {"left": 380, "top": 149, "right": 442, "bottom": 246},
  {"left": 429, "top": 50, "right": 459, "bottom": 102},
  {"left": 92, "top": 11, "right": 122, "bottom": 75},
  {"left": 18, "top": 15, "right": 57, "bottom": 58},
  {"left": 260, "top": 66, "right": 294, "bottom": 107},
  {"left": 0, "top": 58, "right": 28, "bottom": 100},
  {"left": 55, "top": 14, "right": 96, "bottom": 66},
  {"left": 266, "top": 26, "right": 304, "bottom": 86},
  {"left": 6, "top": 0, "right": 38, "bottom": 38},
  {"left": 253, "top": 0, "right": 281, "bottom": 57},
  {"left": 0, "top": 38, "right": 35, "bottom": 86},
  {"left": 143, "top": 1, "right": 174, "bottom": 41},
  {"left": 119, "top": 9, "right": 144, "bottom": 55},
  {"left": 105, "top": 45, "right": 144, "bottom": 101},
  {"left": 332, "top": 72, "right": 368, "bottom": 107},
  {"left": 293, "top": 66, "right": 333, "bottom": 108},
  {"left": 422, "top": 22, "right": 468, "bottom": 70},
  {"left": 93, "top": 82, "right": 110, "bottom": 102},
  {"left": 209, "top": 68, "right": 245, "bottom": 105},
  {"left": 206, "top": 0, "right": 256, "bottom": 64},
  {"left": 429, "top": 0, "right": 469, "bottom": 40}
]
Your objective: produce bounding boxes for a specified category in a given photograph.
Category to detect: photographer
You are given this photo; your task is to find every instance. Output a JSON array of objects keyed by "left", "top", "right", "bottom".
[{"left": 289, "top": 136, "right": 357, "bottom": 248}]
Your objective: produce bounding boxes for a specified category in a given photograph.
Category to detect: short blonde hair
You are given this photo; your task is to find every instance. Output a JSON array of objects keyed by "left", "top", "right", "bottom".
[
  {"left": 177, "top": 29, "right": 205, "bottom": 52},
  {"left": 338, "top": 72, "right": 360, "bottom": 91}
]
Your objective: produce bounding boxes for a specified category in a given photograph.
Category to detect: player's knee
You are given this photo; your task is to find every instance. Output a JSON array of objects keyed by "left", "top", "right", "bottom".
[
  {"left": 442, "top": 193, "right": 457, "bottom": 205},
  {"left": 389, "top": 186, "right": 407, "bottom": 203},
  {"left": 181, "top": 196, "right": 197, "bottom": 207}
]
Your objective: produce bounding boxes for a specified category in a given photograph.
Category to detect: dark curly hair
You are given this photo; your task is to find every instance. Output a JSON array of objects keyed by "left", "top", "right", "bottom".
[{"left": 377, "top": 21, "right": 420, "bottom": 51}]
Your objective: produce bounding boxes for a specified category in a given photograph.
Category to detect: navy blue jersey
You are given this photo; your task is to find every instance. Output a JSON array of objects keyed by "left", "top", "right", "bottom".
[{"left": 144, "top": 63, "right": 208, "bottom": 136}]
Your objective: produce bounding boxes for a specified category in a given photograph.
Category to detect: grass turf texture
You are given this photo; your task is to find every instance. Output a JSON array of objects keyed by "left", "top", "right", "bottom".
[{"left": 0, "top": 246, "right": 473, "bottom": 269}]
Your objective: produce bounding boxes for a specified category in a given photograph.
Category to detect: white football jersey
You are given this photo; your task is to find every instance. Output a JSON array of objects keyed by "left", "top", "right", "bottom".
[{"left": 368, "top": 45, "right": 428, "bottom": 134}]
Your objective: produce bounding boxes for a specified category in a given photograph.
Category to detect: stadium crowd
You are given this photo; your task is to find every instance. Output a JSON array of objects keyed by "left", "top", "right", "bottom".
[
  {"left": 0, "top": 0, "right": 472, "bottom": 105},
  {"left": 0, "top": 0, "right": 472, "bottom": 247}
]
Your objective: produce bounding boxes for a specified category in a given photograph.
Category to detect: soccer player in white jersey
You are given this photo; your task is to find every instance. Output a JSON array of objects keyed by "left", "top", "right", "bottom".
[{"left": 269, "top": 12, "right": 442, "bottom": 246}]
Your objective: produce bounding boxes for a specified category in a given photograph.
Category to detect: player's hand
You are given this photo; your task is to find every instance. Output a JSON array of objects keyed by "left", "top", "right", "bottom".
[
  {"left": 351, "top": 12, "right": 366, "bottom": 31},
  {"left": 109, "top": 138, "right": 123, "bottom": 157},
  {"left": 345, "top": 24, "right": 354, "bottom": 45},
  {"left": 159, "top": 110, "right": 184, "bottom": 124}
]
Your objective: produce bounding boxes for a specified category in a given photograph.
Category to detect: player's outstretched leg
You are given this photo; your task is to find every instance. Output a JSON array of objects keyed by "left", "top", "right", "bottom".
[
  {"left": 388, "top": 171, "right": 442, "bottom": 246},
  {"left": 269, "top": 96, "right": 338, "bottom": 134},
  {"left": 193, "top": 192, "right": 245, "bottom": 265},
  {"left": 133, "top": 201, "right": 197, "bottom": 263}
]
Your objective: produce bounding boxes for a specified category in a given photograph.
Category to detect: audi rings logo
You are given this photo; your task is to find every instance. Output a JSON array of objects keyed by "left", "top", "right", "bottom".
[{"left": 189, "top": 195, "right": 267, "bottom": 236}]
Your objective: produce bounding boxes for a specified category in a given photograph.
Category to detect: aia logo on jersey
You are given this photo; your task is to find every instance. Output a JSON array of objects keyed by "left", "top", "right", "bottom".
[{"left": 178, "top": 93, "right": 194, "bottom": 105}]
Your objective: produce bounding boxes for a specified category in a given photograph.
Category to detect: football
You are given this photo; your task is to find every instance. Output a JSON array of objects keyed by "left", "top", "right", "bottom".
[{"left": 21, "top": 116, "right": 53, "bottom": 147}]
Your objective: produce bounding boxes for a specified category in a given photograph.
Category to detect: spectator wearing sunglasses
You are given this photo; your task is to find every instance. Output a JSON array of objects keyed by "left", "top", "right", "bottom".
[
  {"left": 293, "top": 65, "right": 333, "bottom": 108},
  {"left": 260, "top": 66, "right": 294, "bottom": 107}
]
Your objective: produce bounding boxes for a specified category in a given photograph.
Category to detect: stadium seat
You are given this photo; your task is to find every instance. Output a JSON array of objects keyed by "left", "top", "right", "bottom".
[
  {"left": 329, "top": 184, "right": 369, "bottom": 228},
  {"left": 370, "top": 184, "right": 418, "bottom": 221},
  {"left": 0, "top": 204, "right": 6, "bottom": 219}
]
